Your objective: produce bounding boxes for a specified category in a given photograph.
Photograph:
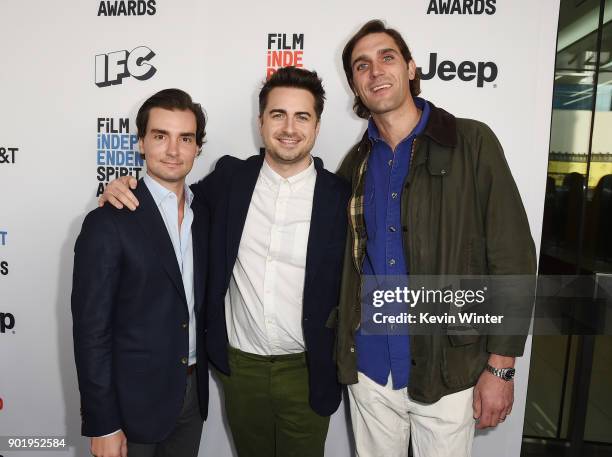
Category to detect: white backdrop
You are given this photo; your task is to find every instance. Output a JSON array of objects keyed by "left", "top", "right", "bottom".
[{"left": 0, "top": 1, "right": 559, "bottom": 456}]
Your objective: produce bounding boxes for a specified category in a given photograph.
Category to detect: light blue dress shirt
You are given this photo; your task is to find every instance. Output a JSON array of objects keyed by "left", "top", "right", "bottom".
[{"left": 143, "top": 174, "right": 196, "bottom": 365}]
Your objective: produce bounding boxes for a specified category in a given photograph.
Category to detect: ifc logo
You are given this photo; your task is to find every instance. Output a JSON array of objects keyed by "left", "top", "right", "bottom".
[{"left": 95, "top": 46, "right": 157, "bottom": 87}]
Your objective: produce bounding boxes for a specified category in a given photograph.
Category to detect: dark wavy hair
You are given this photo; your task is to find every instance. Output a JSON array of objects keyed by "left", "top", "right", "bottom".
[
  {"left": 136, "top": 88, "right": 206, "bottom": 154},
  {"left": 342, "top": 19, "right": 421, "bottom": 119}
]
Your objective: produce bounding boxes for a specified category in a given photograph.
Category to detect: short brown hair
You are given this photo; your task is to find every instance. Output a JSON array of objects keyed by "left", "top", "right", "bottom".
[
  {"left": 136, "top": 88, "right": 206, "bottom": 154},
  {"left": 342, "top": 19, "right": 421, "bottom": 119},
  {"left": 259, "top": 66, "right": 326, "bottom": 120}
]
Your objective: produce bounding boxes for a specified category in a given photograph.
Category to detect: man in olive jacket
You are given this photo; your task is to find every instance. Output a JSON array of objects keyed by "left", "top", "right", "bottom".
[{"left": 336, "top": 20, "right": 537, "bottom": 457}]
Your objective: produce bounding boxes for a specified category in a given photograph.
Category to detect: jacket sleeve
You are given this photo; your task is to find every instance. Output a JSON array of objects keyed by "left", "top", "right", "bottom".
[
  {"left": 71, "top": 208, "right": 122, "bottom": 436},
  {"left": 190, "top": 155, "right": 233, "bottom": 211},
  {"left": 472, "top": 121, "right": 537, "bottom": 357}
]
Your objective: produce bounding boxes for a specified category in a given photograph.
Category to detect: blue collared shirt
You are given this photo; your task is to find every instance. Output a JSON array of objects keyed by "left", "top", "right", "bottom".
[
  {"left": 356, "top": 97, "right": 430, "bottom": 389},
  {"left": 143, "top": 174, "right": 197, "bottom": 365}
]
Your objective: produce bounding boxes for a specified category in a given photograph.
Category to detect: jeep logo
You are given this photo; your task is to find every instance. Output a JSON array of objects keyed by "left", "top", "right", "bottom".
[{"left": 418, "top": 53, "right": 498, "bottom": 87}]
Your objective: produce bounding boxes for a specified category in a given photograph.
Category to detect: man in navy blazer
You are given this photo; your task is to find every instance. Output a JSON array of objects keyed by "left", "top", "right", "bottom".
[
  {"left": 188, "top": 68, "right": 350, "bottom": 457},
  {"left": 100, "top": 68, "right": 350, "bottom": 457},
  {"left": 72, "top": 89, "right": 209, "bottom": 457}
]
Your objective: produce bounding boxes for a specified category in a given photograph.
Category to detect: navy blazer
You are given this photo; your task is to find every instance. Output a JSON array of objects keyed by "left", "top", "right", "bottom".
[
  {"left": 193, "top": 154, "right": 350, "bottom": 417},
  {"left": 71, "top": 181, "right": 209, "bottom": 443}
]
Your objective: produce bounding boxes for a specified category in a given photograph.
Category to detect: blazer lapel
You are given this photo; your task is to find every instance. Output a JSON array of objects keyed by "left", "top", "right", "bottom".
[
  {"left": 225, "top": 155, "right": 263, "bottom": 282},
  {"left": 134, "top": 182, "right": 187, "bottom": 305},
  {"left": 305, "top": 158, "right": 341, "bottom": 285},
  {"left": 191, "top": 200, "right": 207, "bottom": 315}
]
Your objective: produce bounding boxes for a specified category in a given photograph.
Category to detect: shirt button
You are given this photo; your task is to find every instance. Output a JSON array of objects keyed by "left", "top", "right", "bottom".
[
  {"left": 389, "top": 226, "right": 397, "bottom": 232},
  {"left": 388, "top": 159, "right": 393, "bottom": 167},
  {"left": 350, "top": 346, "right": 355, "bottom": 353},
  {"left": 181, "top": 357, "right": 188, "bottom": 365},
  {"left": 391, "top": 192, "right": 398, "bottom": 199},
  {"left": 389, "top": 259, "right": 396, "bottom": 266}
]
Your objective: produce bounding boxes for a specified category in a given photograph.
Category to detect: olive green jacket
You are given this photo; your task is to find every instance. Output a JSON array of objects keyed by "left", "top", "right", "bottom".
[{"left": 335, "top": 102, "right": 537, "bottom": 403}]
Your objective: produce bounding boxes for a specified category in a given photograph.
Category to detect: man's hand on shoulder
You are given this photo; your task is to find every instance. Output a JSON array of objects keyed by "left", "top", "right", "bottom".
[
  {"left": 473, "top": 354, "right": 515, "bottom": 429},
  {"left": 98, "top": 176, "right": 139, "bottom": 211},
  {"left": 90, "top": 430, "right": 127, "bottom": 457}
]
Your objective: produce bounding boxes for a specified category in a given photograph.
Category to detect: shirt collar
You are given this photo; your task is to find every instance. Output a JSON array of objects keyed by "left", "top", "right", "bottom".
[
  {"left": 260, "top": 156, "right": 316, "bottom": 191},
  {"left": 367, "top": 96, "right": 431, "bottom": 143},
  {"left": 143, "top": 173, "right": 194, "bottom": 207}
]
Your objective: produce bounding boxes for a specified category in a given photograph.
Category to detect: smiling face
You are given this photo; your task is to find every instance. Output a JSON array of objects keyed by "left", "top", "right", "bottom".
[
  {"left": 139, "top": 107, "right": 198, "bottom": 188},
  {"left": 259, "top": 86, "right": 320, "bottom": 174},
  {"left": 350, "top": 32, "right": 416, "bottom": 118}
]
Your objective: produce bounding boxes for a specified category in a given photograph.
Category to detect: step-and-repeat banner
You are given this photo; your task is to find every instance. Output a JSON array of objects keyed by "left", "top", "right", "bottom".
[{"left": 0, "top": 1, "right": 559, "bottom": 456}]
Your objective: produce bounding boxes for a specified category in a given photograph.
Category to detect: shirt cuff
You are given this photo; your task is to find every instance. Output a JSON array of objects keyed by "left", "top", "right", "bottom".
[{"left": 97, "top": 429, "right": 121, "bottom": 438}]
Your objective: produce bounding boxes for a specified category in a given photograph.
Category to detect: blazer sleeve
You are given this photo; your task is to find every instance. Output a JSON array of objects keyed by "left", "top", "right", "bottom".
[
  {"left": 71, "top": 208, "right": 123, "bottom": 436},
  {"left": 190, "top": 155, "right": 233, "bottom": 211}
]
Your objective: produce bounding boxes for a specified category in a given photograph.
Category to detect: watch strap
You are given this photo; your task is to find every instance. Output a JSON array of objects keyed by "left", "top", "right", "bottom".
[{"left": 486, "top": 364, "right": 515, "bottom": 381}]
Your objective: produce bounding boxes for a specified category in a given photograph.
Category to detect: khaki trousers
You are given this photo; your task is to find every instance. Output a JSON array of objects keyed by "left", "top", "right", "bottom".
[{"left": 348, "top": 371, "right": 475, "bottom": 457}]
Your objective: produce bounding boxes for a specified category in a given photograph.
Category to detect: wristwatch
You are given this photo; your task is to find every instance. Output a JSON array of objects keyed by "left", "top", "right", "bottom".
[{"left": 486, "top": 364, "right": 515, "bottom": 381}]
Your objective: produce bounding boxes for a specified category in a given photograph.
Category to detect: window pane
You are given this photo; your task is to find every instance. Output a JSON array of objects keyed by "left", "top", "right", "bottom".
[
  {"left": 584, "top": 336, "right": 612, "bottom": 443},
  {"left": 541, "top": 72, "right": 593, "bottom": 267},
  {"left": 582, "top": 76, "right": 612, "bottom": 272},
  {"left": 524, "top": 335, "right": 575, "bottom": 438},
  {"left": 556, "top": 0, "right": 601, "bottom": 71}
]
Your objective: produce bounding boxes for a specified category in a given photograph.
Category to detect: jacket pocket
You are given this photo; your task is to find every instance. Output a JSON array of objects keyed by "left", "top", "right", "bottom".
[
  {"left": 441, "top": 337, "right": 487, "bottom": 389},
  {"left": 447, "top": 333, "right": 481, "bottom": 347},
  {"left": 325, "top": 307, "right": 339, "bottom": 329},
  {"left": 117, "top": 351, "right": 152, "bottom": 374}
]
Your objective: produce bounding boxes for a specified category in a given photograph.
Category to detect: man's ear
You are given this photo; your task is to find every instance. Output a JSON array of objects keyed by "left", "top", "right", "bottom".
[
  {"left": 138, "top": 137, "right": 145, "bottom": 159},
  {"left": 408, "top": 59, "right": 417, "bottom": 80}
]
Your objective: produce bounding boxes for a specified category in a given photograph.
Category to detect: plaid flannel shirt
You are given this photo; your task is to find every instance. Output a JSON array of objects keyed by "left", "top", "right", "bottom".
[{"left": 348, "top": 146, "right": 370, "bottom": 273}]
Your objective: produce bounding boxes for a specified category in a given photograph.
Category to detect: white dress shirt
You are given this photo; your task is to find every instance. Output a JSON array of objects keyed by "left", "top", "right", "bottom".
[{"left": 225, "top": 158, "right": 316, "bottom": 355}]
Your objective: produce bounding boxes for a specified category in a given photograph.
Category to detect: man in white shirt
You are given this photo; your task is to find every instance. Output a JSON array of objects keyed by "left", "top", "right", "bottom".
[
  {"left": 200, "top": 67, "right": 349, "bottom": 457},
  {"left": 100, "top": 68, "right": 351, "bottom": 457},
  {"left": 72, "top": 89, "right": 210, "bottom": 457}
]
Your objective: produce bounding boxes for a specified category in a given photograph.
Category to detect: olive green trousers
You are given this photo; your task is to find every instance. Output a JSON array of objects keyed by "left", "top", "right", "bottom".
[{"left": 217, "top": 346, "right": 330, "bottom": 457}]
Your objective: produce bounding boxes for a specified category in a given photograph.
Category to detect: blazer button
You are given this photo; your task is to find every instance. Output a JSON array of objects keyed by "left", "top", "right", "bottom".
[
  {"left": 181, "top": 357, "right": 188, "bottom": 365},
  {"left": 182, "top": 322, "right": 188, "bottom": 329},
  {"left": 350, "top": 346, "right": 355, "bottom": 353},
  {"left": 411, "top": 359, "right": 417, "bottom": 366}
]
